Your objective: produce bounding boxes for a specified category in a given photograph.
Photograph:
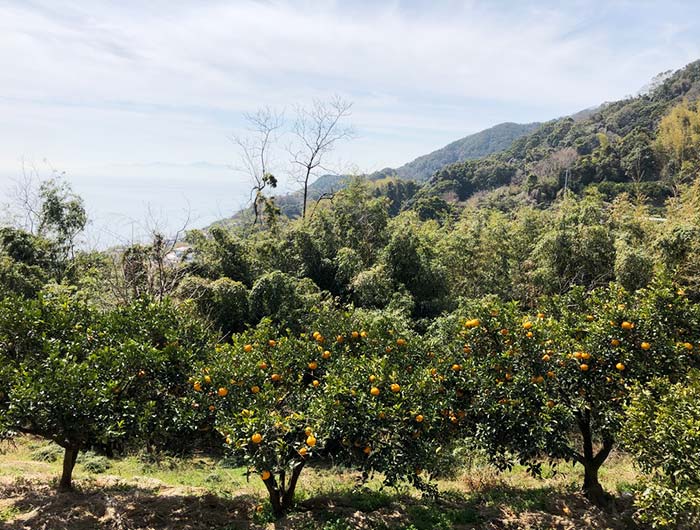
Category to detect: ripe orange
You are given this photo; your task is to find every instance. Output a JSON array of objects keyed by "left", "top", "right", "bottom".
[
  {"left": 308, "top": 361, "right": 318, "bottom": 370},
  {"left": 390, "top": 383, "right": 401, "bottom": 393},
  {"left": 271, "top": 373, "right": 281, "bottom": 382},
  {"left": 360, "top": 331, "right": 368, "bottom": 338},
  {"left": 683, "top": 342, "right": 694, "bottom": 351},
  {"left": 546, "top": 400, "right": 555, "bottom": 408},
  {"left": 464, "top": 318, "right": 480, "bottom": 328},
  {"left": 616, "top": 362, "right": 625, "bottom": 371},
  {"left": 251, "top": 385, "right": 260, "bottom": 394},
  {"left": 203, "top": 375, "right": 212, "bottom": 384},
  {"left": 322, "top": 350, "right": 331, "bottom": 359},
  {"left": 244, "top": 344, "right": 253, "bottom": 352},
  {"left": 305, "top": 426, "right": 313, "bottom": 435},
  {"left": 298, "top": 447, "right": 308, "bottom": 457},
  {"left": 208, "top": 405, "right": 216, "bottom": 411},
  {"left": 251, "top": 433, "right": 262, "bottom": 444},
  {"left": 363, "top": 446, "right": 371, "bottom": 455},
  {"left": 258, "top": 361, "right": 268, "bottom": 370},
  {"left": 586, "top": 315, "right": 594, "bottom": 322},
  {"left": 611, "top": 339, "right": 620, "bottom": 347},
  {"left": 312, "top": 380, "right": 320, "bottom": 387},
  {"left": 306, "top": 435, "right": 317, "bottom": 447},
  {"left": 268, "top": 339, "right": 276, "bottom": 347},
  {"left": 526, "top": 331, "right": 534, "bottom": 338},
  {"left": 193, "top": 381, "right": 202, "bottom": 392},
  {"left": 581, "top": 352, "right": 591, "bottom": 360},
  {"left": 415, "top": 414, "right": 424, "bottom": 423},
  {"left": 397, "top": 338, "right": 407, "bottom": 347},
  {"left": 451, "top": 364, "right": 461, "bottom": 371},
  {"left": 537, "top": 312, "right": 545, "bottom": 319},
  {"left": 580, "top": 364, "right": 589, "bottom": 371},
  {"left": 351, "top": 331, "right": 359, "bottom": 339},
  {"left": 641, "top": 342, "right": 651, "bottom": 350},
  {"left": 522, "top": 321, "right": 533, "bottom": 330},
  {"left": 336, "top": 335, "right": 344, "bottom": 343},
  {"left": 621, "top": 321, "right": 634, "bottom": 330},
  {"left": 542, "top": 354, "right": 551, "bottom": 362},
  {"left": 547, "top": 371, "right": 555, "bottom": 378},
  {"left": 217, "top": 387, "right": 228, "bottom": 397},
  {"left": 370, "top": 386, "right": 380, "bottom": 396},
  {"left": 261, "top": 470, "right": 271, "bottom": 480}
]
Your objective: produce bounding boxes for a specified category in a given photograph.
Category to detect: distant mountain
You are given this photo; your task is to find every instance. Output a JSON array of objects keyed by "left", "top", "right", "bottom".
[{"left": 390, "top": 122, "right": 541, "bottom": 182}]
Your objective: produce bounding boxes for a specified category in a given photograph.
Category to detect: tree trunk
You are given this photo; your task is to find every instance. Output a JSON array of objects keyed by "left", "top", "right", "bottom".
[
  {"left": 576, "top": 411, "right": 614, "bottom": 507},
  {"left": 262, "top": 462, "right": 306, "bottom": 519},
  {"left": 58, "top": 446, "right": 79, "bottom": 492}
]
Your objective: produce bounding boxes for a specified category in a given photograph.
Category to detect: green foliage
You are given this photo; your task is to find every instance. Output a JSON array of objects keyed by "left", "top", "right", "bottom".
[
  {"left": 622, "top": 371, "right": 700, "bottom": 528},
  {"left": 249, "top": 271, "right": 321, "bottom": 329}
]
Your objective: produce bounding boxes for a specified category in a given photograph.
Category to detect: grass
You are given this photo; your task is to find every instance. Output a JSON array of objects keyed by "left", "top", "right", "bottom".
[{"left": 0, "top": 435, "right": 642, "bottom": 529}]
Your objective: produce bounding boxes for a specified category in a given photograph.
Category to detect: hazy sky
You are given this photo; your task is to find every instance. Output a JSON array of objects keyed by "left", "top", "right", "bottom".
[{"left": 1, "top": 0, "right": 698, "bottom": 245}]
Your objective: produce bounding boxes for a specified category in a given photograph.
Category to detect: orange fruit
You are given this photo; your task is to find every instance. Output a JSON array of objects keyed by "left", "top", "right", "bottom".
[
  {"left": 641, "top": 342, "right": 651, "bottom": 350},
  {"left": 258, "top": 361, "right": 268, "bottom": 370},
  {"left": 370, "top": 387, "right": 380, "bottom": 396},
  {"left": 363, "top": 446, "right": 371, "bottom": 455},
  {"left": 546, "top": 400, "right": 555, "bottom": 408},
  {"left": 308, "top": 361, "right": 318, "bottom": 370},
  {"left": 351, "top": 331, "right": 359, "bottom": 339},
  {"left": 415, "top": 414, "right": 424, "bottom": 423},
  {"left": 542, "top": 354, "right": 551, "bottom": 362},
  {"left": 203, "top": 375, "right": 212, "bottom": 384},
  {"left": 611, "top": 339, "right": 620, "bottom": 347},
  {"left": 251, "top": 385, "right": 260, "bottom": 394},
  {"left": 451, "top": 364, "right": 461, "bottom": 371},
  {"left": 397, "top": 338, "right": 407, "bottom": 347},
  {"left": 298, "top": 447, "right": 308, "bottom": 457},
  {"left": 547, "top": 371, "right": 555, "bottom": 378},
  {"left": 312, "top": 380, "right": 320, "bottom": 387},
  {"left": 522, "top": 321, "right": 533, "bottom": 330},
  {"left": 268, "top": 339, "right": 276, "bottom": 347},
  {"left": 261, "top": 470, "right": 271, "bottom": 481},
  {"left": 217, "top": 387, "right": 228, "bottom": 397},
  {"left": 271, "top": 373, "right": 281, "bottom": 382},
  {"left": 616, "top": 363, "right": 625, "bottom": 371},
  {"left": 251, "top": 433, "right": 263, "bottom": 444},
  {"left": 621, "top": 321, "right": 633, "bottom": 330},
  {"left": 244, "top": 344, "right": 253, "bottom": 352},
  {"left": 683, "top": 342, "right": 694, "bottom": 351},
  {"left": 360, "top": 331, "right": 368, "bottom": 338},
  {"left": 306, "top": 435, "right": 317, "bottom": 447},
  {"left": 193, "top": 381, "right": 202, "bottom": 392},
  {"left": 537, "top": 312, "right": 545, "bottom": 319},
  {"left": 208, "top": 405, "right": 216, "bottom": 411},
  {"left": 322, "top": 350, "right": 331, "bottom": 359},
  {"left": 369, "top": 375, "right": 377, "bottom": 382},
  {"left": 390, "top": 383, "right": 401, "bottom": 393},
  {"left": 580, "top": 364, "right": 589, "bottom": 372},
  {"left": 336, "top": 335, "right": 344, "bottom": 343}
]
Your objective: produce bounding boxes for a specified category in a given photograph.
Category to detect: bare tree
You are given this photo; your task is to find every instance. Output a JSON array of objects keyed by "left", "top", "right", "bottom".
[
  {"left": 289, "top": 96, "right": 354, "bottom": 220},
  {"left": 232, "top": 107, "right": 284, "bottom": 225}
]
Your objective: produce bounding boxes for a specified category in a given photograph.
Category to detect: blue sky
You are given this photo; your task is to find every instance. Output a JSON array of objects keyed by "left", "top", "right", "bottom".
[{"left": 0, "top": 0, "right": 698, "bottom": 245}]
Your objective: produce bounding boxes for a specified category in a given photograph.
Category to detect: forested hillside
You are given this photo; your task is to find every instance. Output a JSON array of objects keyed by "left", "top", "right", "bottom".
[{"left": 2, "top": 59, "right": 700, "bottom": 529}]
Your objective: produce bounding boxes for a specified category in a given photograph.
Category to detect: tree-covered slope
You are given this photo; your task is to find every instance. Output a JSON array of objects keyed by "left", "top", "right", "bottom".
[
  {"left": 414, "top": 59, "right": 700, "bottom": 208},
  {"left": 391, "top": 121, "right": 541, "bottom": 182}
]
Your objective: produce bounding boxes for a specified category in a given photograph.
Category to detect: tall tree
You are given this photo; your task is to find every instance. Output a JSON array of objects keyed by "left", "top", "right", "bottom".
[
  {"left": 290, "top": 96, "right": 354, "bottom": 220},
  {"left": 233, "top": 107, "right": 284, "bottom": 225}
]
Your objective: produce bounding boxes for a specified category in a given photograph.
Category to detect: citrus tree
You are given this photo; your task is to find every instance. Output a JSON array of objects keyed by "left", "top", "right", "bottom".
[
  {"left": 429, "top": 281, "right": 700, "bottom": 504},
  {"left": 0, "top": 287, "right": 210, "bottom": 490},
  {"left": 190, "top": 306, "right": 450, "bottom": 518},
  {"left": 621, "top": 370, "right": 700, "bottom": 528}
]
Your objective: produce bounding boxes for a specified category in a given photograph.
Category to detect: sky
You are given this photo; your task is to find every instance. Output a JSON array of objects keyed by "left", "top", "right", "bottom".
[{"left": 0, "top": 0, "right": 699, "bottom": 246}]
